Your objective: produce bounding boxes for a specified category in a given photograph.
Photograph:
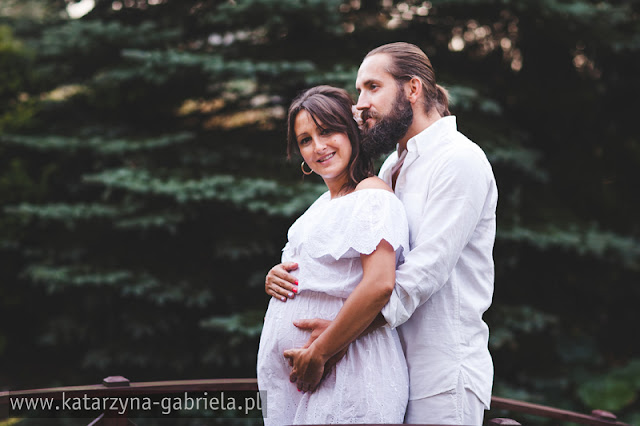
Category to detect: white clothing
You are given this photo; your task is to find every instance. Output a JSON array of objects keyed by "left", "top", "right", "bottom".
[
  {"left": 404, "top": 374, "right": 485, "bottom": 425},
  {"left": 257, "top": 189, "right": 410, "bottom": 425},
  {"left": 380, "top": 116, "right": 498, "bottom": 408}
]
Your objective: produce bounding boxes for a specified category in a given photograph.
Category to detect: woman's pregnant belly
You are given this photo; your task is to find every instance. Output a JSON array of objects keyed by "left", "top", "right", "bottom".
[
  {"left": 260, "top": 290, "right": 345, "bottom": 356},
  {"left": 256, "top": 289, "right": 409, "bottom": 425}
]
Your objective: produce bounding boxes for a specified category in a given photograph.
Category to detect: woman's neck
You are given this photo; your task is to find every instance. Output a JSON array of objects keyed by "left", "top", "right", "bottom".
[{"left": 324, "top": 175, "right": 350, "bottom": 199}]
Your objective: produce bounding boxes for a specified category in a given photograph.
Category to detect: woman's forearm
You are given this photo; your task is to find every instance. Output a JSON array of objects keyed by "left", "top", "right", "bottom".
[{"left": 307, "top": 240, "right": 396, "bottom": 362}]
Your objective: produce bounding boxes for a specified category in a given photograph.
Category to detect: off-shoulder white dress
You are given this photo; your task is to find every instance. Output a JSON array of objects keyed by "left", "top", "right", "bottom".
[{"left": 257, "top": 189, "right": 410, "bottom": 425}]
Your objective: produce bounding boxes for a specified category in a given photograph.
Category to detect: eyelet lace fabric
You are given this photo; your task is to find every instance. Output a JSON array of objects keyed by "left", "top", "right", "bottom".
[{"left": 257, "top": 189, "right": 410, "bottom": 425}]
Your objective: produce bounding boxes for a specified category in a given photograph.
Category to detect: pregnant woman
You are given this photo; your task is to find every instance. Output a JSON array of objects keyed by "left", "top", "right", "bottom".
[{"left": 257, "top": 85, "right": 409, "bottom": 425}]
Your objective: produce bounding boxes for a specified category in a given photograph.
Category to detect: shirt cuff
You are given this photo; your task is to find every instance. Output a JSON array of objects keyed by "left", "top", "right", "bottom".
[{"left": 381, "top": 288, "right": 411, "bottom": 329}]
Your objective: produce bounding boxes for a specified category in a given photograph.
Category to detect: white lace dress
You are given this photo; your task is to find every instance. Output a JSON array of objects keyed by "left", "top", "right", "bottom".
[{"left": 257, "top": 189, "right": 410, "bottom": 425}]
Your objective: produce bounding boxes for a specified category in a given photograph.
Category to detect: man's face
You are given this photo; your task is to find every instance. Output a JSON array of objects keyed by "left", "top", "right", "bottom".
[
  {"left": 355, "top": 54, "right": 413, "bottom": 156},
  {"left": 355, "top": 54, "right": 398, "bottom": 130}
]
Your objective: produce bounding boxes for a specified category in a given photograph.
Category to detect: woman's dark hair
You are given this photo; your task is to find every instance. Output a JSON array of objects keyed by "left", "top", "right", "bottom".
[
  {"left": 286, "top": 85, "right": 374, "bottom": 193},
  {"left": 365, "top": 42, "right": 450, "bottom": 117}
]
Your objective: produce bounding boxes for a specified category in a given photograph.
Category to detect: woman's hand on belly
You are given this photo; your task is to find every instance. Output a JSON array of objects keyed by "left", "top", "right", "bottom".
[{"left": 265, "top": 262, "right": 299, "bottom": 301}]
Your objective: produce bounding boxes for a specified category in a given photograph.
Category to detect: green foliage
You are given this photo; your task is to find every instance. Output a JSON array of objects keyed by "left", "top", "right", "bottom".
[
  {"left": 83, "top": 168, "right": 325, "bottom": 214},
  {"left": 0, "top": 24, "right": 37, "bottom": 133},
  {"left": 4, "top": 202, "right": 139, "bottom": 228},
  {"left": 499, "top": 224, "right": 640, "bottom": 269},
  {"left": 201, "top": 310, "right": 265, "bottom": 339},
  {"left": 2, "top": 132, "right": 194, "bottom": 154},
  {"left": 486, "top": 146, "right": 549, "bottom": 183},
  {"left": 0, "top": 1, "right": 639, "bottom": 424},
  {"left": 202, "top": 0, "right": 346, "bottom": 35},
  {"left": 578, "top": 360, "right": 640, "bottom": 411},
  {"left": 0, "top": 25, "right": 31, "bottom": 97},
  {"left": 36, "top": 20, "right": 181, "bottom": 58},
  {"left": 447, "top": 85, "right": 503, "bottom": 116},
  {"left": 489, "top": 305, "right": 557, "bottom": 350}
]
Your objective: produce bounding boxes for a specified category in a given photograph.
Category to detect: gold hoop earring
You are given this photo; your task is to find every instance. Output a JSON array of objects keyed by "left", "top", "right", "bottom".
[{"left": 301, "top": 161, "right": 313, "bottom": 176}]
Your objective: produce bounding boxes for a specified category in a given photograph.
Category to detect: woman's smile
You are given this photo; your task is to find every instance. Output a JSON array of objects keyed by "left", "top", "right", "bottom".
[{"left": 317, "top": 152, "right": 336, "bottom": 163}]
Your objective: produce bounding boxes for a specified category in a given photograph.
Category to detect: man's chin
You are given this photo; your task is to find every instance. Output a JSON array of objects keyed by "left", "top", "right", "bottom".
[{"left": 361, "top": 121, "right": 376, "bottom": 134}]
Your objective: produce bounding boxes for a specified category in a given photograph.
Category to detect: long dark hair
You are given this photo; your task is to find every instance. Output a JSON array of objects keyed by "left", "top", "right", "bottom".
[
  {"left": 365, "top": 42, "right": 450, "bottom": 116},
  {"left": 287, "top": 85, "right": 373, "bottom": 193}
]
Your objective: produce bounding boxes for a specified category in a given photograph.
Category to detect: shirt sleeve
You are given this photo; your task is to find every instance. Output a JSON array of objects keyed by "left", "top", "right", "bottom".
[{"left": 381, "top": 148, "right": 496, "bottom": 328}]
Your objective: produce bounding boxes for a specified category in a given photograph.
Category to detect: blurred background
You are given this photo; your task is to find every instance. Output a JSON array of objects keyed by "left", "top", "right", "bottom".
[{"left": 0, "top": 0, "right": 639, "bottom": 424}]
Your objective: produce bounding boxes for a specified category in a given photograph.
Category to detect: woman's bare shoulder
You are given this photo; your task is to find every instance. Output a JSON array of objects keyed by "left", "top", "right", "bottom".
[{"left": 355, "top": 176, "right": 393, "bottom": 193}]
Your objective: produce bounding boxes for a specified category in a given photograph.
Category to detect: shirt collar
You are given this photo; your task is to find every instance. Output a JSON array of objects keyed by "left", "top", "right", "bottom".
[{"left": 405, "top": 115, "right": 457, "bottom": 155}]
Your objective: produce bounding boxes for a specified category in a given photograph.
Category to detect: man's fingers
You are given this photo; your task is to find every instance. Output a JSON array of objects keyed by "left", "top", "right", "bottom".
[
  {"left": 335, "top": 347, "right": 348, "bottom": 362},
  {"left": 321, "top": 363, "right": 333, "bottom": 380},
  {"left": 298, "top": 381, "right": 310, "bottom": 393},
  {"left": 325, "top": 357, "right": 337, "bottom": 371},
  {"left": 301, "top": 337, "right": 313, "bottom": 349},
  {"left": 292, "top": 318, "right": 316, "bottom": 330},
  {"left": 323, "top": 359, "right": 336, "bottom": 378},
  {"left": 322, "top": 347, "right": 347, "bottom": 379},
  {"left": 283, "top": 349, "right": 298, "bottom": 368}
]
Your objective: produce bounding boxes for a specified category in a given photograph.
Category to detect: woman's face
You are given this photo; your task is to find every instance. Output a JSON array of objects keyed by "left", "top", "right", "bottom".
[{"left": 295, "top": 110, "right": 352, "bottom": 189}]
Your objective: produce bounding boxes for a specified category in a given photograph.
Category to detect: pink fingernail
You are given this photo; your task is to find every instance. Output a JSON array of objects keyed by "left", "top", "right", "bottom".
[
  {"left": 292, "top": 287, "right": 298, "bottom": 293},
  {"left": 294, "top": 280, "right": 299, "bottom": 285}
]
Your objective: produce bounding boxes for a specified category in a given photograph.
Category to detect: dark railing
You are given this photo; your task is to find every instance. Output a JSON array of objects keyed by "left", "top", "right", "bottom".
[{"left": 0, "top": 376, "right": 630, "bottom": 426}]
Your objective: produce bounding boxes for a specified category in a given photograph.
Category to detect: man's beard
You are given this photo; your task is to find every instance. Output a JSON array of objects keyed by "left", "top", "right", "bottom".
[{"left": 361, "top": 89, "right": 413, "bottom": 158}]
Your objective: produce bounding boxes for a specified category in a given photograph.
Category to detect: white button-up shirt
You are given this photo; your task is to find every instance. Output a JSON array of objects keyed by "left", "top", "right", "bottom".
[{"left": 380, "top": 116, "right": 497, "bottom": 408}]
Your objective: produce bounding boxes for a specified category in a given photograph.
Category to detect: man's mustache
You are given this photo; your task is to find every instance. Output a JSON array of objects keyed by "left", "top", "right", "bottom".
[{"left": 361, "top": 110, "right": 378, "bottom": 122}]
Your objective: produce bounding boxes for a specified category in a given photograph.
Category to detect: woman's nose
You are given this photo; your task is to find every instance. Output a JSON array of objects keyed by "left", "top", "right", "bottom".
[{"left": 314, "top": 139, "right": 327, "bottom": 152}]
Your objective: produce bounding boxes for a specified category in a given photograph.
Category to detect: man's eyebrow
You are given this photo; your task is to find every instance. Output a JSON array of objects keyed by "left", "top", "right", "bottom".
[
  {"left": 356, "top": 77, "right": 381, "bottom": 92},
  {"left": 360, "top": 79, "right": 382, "bottom": 88}
]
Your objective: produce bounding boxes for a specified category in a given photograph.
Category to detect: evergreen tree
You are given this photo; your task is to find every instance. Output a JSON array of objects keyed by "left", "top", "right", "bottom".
[{"left": 1, "top": 0, "right": 638, "bottom": 424}]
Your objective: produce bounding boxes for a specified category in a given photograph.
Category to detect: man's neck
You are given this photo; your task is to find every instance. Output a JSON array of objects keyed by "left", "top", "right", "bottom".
[{"left": 397, "top": 108, "right": 443, "bottom": 155}]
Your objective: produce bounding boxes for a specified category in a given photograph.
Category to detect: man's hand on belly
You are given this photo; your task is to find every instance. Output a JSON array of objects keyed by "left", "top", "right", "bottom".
[
  {"left": 286, "top": 318, "right": 348, "bottom": 390},
  {"left": 295, "top": 318, "right": 331, "bottom": 348}
]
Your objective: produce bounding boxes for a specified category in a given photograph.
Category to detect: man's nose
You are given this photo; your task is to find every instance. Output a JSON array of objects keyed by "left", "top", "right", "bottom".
[{"left": 355, "top": 92, "right": 369, "bottom": 110}]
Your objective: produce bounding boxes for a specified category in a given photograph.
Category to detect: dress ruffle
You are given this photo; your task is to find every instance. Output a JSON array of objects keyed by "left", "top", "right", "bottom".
[{"left": 285, "top": 189, "right": 409, "bottom": 261}]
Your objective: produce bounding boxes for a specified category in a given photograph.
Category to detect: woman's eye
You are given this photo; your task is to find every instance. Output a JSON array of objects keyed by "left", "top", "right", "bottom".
[
  {"left": 320, "top": 128, "right": 333, "bottom": 136},
  {"left": 299, "top": 137, "right": 311, "bottom": 145}
]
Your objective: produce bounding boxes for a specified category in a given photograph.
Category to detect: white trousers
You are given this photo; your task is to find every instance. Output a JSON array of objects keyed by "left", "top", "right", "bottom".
[{"left": 404, "top": 376, "right": 486, "bottom": 425}]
